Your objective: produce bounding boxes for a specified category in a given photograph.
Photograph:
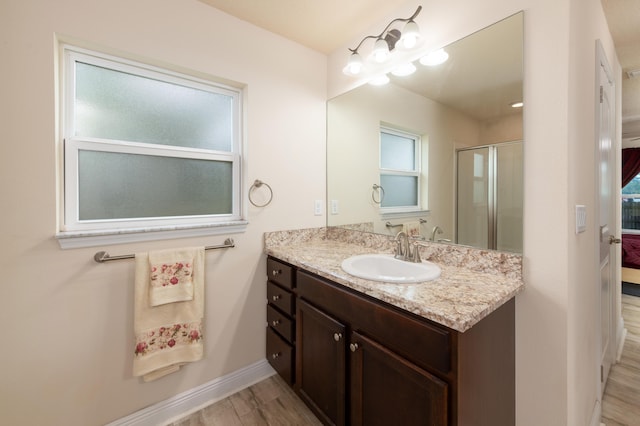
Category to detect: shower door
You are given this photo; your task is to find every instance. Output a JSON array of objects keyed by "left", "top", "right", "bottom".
[{"left": 456, "top": 141, "right": 523, "bottom": 252}]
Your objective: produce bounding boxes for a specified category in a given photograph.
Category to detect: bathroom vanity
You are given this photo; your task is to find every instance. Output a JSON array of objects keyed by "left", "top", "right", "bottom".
[{"left": 264, "top": 228, "right": 523, "bottom": 426}]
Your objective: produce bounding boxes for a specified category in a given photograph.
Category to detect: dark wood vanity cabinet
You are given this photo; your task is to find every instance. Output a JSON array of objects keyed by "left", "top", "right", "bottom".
[{"left": 266, "top": 256, "right": 515, "bottom": 426}]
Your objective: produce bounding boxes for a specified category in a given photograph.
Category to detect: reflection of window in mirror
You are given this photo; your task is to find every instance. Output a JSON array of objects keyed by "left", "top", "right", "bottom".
[{"left": 379, "top": 127, "right": 422, "bottom": 212}]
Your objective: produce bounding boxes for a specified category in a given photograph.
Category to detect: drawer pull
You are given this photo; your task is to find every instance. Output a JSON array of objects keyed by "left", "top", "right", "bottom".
[
  {"left": 333, "top": 333, "right": 342, "bottom": 342},
  {"left": 272, "top": 294, "right": 281, "bottom": 301},
  {"left": 350, "top": 343, "right": 359, "bottom": 352},
  {"left": 271, "top": 352, "right": 281, "bottom": 359},
  {"left": 272, "top": 269, "right": 281, "bottom": 276},
  {"left": 272, "top": 320, "right": 280, "bottom": 326}
]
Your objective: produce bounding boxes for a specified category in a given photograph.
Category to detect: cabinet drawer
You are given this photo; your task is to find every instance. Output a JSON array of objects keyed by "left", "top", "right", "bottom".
[
  {"left": 267, "top": 257, "right": 294, "bottom": 289},
  {"left": 267, "top": 304, "right": 295, "bottom": 343},
  {"left": 266, "top": 327, "right": 294, "bottom": 385},
  {"left": 297, "top": 270, "right": 452, "bottom": 375},
  {"left": 267, "top": 281, "right": 295, "bottom": 316}
]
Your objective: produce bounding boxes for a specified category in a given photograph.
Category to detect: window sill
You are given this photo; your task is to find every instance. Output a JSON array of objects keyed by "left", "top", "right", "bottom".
[
  {"left": 56, "top": 221, "right": 248, "bottom": 249},
  {"left": 380, "top": 210, "right": 430, "bottom": 221}
]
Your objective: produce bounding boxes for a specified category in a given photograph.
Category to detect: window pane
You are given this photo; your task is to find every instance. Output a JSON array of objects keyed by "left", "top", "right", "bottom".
[
  {"left": 380, "top": 175, "right": 418, "bottom": 207},
  {"left": 78, "top": 150, "right": 232, "bottom": 220},
  {"left": 380, "top": 132, "right": 415, "bottom": 170},
  {"left": 75, "top": 62, "right": 233, "bottom": 151}
]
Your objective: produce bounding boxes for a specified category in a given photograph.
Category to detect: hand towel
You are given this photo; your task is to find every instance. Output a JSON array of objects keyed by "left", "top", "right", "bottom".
[
  {"left": 133, "top": 247, "right": 205, "bottom": 382},
  {"left": 148, "top": 248, "right": 198, "bottom": 307},
  {"left": 402, "top": 221, "right": 422, "bottom": 238}
]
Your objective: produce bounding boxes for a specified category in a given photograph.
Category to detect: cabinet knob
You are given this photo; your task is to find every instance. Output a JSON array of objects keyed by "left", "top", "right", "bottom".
[
  {"left": 272, "top": 320, "right": 280, "bottom": 326},
  {"left": 272, "top": 294, "right": 281, "bottom": 301},
  {"left": 333, "top": 332, "right": 342, "bottom": 342},
  {"left": 271, "top": 352, "right": 280, "bottom": 359},
  {"left": 350, "top": 343, "right": 359, "bottom": 352},
  {"left": 272, "top": 269, "right": 281, "bottom": 276}
]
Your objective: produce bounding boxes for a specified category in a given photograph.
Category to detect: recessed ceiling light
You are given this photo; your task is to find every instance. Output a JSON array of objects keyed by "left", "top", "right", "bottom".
[{"left": 510, "top": 101, "right": 524, "bottom": 108}]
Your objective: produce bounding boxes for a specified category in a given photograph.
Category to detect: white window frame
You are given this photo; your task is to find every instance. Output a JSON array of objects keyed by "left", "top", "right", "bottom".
[
  {"left": 57, "top": 45, "right": 246, "bottom": 248},
  {"left": 379, "top": 126, "right": 422, "bottom": 215}
]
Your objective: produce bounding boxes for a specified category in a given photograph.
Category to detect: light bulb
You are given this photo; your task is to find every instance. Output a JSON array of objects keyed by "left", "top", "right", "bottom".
[
  {"left": 400, "top": 20, "right": 420, "bottom": 49},
  {"left": 419, "top": 49, "right": 449, "bottom": 66},
  {"left": 368, "top": 74, "right": 390, "bottom": 86},
  {"left": 391, "top": 63, "right": 417, "bottom": 77},
  {"left": 346, "top": 52, "right": 363, "bottom": 75},
  {"left": 372, "top": 38, "right": 390, "bottom": 63}
]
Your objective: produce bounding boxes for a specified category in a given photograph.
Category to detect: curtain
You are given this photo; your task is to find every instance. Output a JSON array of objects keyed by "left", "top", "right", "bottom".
[{"left": 622, "top": 148, "right": 640, "bottom": 188}]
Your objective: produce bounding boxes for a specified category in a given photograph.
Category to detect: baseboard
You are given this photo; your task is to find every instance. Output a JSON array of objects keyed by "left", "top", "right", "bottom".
[
  {"left": 106, "top": 359, "right": 276, "bottom": 426},
  {"left": 616, "top": 327, "right": 628, "bottom": 363},
  {"left": 589, "top": 399, "right": 602, "bottom": 426}
]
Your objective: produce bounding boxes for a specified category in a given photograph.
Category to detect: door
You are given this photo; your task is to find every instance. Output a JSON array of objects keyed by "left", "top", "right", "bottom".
[
  {"left": 457, "top": 147, "right": 491, "bottom": 249},
  {"left": 349, "top": 331, "right": 448, "bottom": 426},
  {"left": 456, "top": 142, "right": 523, "bottom": 252},
  {"left": 296, "top": 299, "right": 346, "bottom": 426},
  {"left": 597, "top": 42, "right": 616, "bottom": 395}
]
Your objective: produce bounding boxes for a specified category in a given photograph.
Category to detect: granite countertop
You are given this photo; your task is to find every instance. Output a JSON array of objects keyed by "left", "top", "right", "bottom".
[{"left": 264, "top": 228, "right": 524, "bottom": 333}]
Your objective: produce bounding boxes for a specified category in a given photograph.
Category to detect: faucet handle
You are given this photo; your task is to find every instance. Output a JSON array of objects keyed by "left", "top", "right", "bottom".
[{"left": 410, "top": 242, "right": 422, "bottom": 263}]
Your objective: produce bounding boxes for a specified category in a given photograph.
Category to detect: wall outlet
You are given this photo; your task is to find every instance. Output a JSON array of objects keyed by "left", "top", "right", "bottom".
[
  {"left": 314, "top": 199, "right": 323, "bottom": 216},
  {"left": 331, "top": 199, "right": 339, "bottom": 215}
]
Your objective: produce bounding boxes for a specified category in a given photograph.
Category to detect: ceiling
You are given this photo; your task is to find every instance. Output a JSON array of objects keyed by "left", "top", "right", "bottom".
[{"left": 199, "top": 0, "right": 640, "bottom": 140}]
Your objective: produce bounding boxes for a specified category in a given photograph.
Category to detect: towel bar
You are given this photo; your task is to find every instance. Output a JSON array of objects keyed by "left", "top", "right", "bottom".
[
  {"left": 93, "top": 238, "right": 235, "bottom": 263},
  {"left": 385, "top": 219, "right": 427, "bottom": 228}
]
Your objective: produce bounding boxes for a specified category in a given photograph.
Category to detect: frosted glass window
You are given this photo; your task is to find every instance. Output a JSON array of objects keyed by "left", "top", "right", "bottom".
[
  {"left": 378, "top": 127, "right": 421, "bottom": 211},
  {"left": 61, "top": 45, "right": 243, "bottom": 234},
  {"left": 380, "top": 131, "right": 416, "bottom": 170},
  {"left": 75, "top": 62, "right": 233, "bottom": 151},
  {"left": 380, "top": 175, "right": 418, "bottom": 207},
  {"left": 78, "top": 150, "right": 232, "bottom": 220}
]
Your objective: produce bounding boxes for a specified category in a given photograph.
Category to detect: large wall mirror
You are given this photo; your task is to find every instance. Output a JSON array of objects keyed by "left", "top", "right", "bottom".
[{"left": 327, "top": 12, "right": 523, "bottom": 253}]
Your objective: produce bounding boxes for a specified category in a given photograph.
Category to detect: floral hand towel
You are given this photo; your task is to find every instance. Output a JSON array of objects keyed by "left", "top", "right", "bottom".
[
  {"left": 402, "top": 221, "right": 422, "bottom": 238},
  {"left": 148, "top": 248, "right": 199, "bottom": 307},
  {"left": 133, "top": 247, "right": 205, "bottom": 382}
]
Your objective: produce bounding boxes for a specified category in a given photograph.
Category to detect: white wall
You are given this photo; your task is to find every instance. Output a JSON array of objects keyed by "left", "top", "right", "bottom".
[
  {"left": 327, "top": 0, "right": 618, "bottom": 425},
  {"left": 0, "top": 0, "right": 326, "bottom": 424}
]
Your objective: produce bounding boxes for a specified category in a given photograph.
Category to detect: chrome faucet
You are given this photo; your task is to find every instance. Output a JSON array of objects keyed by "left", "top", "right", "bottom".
[
  {"left": 395, "top": 232, "right": 422, "bottom": 263},
  {"left": 430, "top": 226, "right": 443, "bottom": 242}
]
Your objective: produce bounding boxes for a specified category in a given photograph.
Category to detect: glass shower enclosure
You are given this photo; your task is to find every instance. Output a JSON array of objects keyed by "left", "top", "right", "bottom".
[{"left": 456, "top": 141, "right": 523, "bottom": 253}]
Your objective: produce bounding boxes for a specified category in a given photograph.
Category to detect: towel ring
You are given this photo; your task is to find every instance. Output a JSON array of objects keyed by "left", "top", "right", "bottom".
[
  {"left": 249, "top": 179, "right": 273, "bottom": 207},
  {"left": 372, "top": 184, "right": 385, "bottom": 204}
]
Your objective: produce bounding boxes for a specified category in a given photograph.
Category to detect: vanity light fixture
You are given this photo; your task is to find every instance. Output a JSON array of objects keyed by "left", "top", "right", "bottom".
[
  {"left": 368, "top": 74, "right": 391, "bottom": 86},
  {"left": 419, "top": 48, "right": 449, "bottom": 66},
  {"left": 344, "top": 6, "right": 423, "bottom": 76}
]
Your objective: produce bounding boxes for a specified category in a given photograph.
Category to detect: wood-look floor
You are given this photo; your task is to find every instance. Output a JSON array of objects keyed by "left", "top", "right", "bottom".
[
  {"left": 167, "top": 374, "right": 321, "bottom": 426},
  {"left": 602, "top": 294, "right": 640, "bottom": 426},
  {"left": 170, "top": 294, "right": 640, "bottom": 426}
]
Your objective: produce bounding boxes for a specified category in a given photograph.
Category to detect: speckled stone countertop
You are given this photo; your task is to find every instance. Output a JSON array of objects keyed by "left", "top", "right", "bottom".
[{"left": 264, "top": 227, "right": 524, "bottom": 333}]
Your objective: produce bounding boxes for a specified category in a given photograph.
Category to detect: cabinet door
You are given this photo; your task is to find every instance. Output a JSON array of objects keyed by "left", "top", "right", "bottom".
[
  {"left": 350, "top": 331, "right": 448, "bottom": 426},
  {"left": 296, "top": 299, "right": 346, "bottom": 426}
]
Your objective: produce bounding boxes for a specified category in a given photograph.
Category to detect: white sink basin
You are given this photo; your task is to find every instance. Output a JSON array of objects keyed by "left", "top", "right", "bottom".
[{"left": 341, "top": 254, "right": 441, "bottom": 283}]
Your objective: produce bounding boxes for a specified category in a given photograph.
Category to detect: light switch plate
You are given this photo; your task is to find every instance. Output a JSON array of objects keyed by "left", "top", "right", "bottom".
[
  {"left": 575, "top": 205, "right": 587, "bottom": 234},
  {"left": 331, "top": 199, "right": 339, "bottom": 215},
  {"left": 314, "top": 200, "right": 323, "bottom": 216}
]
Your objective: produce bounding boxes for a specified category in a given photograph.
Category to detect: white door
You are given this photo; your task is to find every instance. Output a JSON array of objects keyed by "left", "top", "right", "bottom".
[{"left": 597, "top": 43, "right": 616, "bottom": 395}]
